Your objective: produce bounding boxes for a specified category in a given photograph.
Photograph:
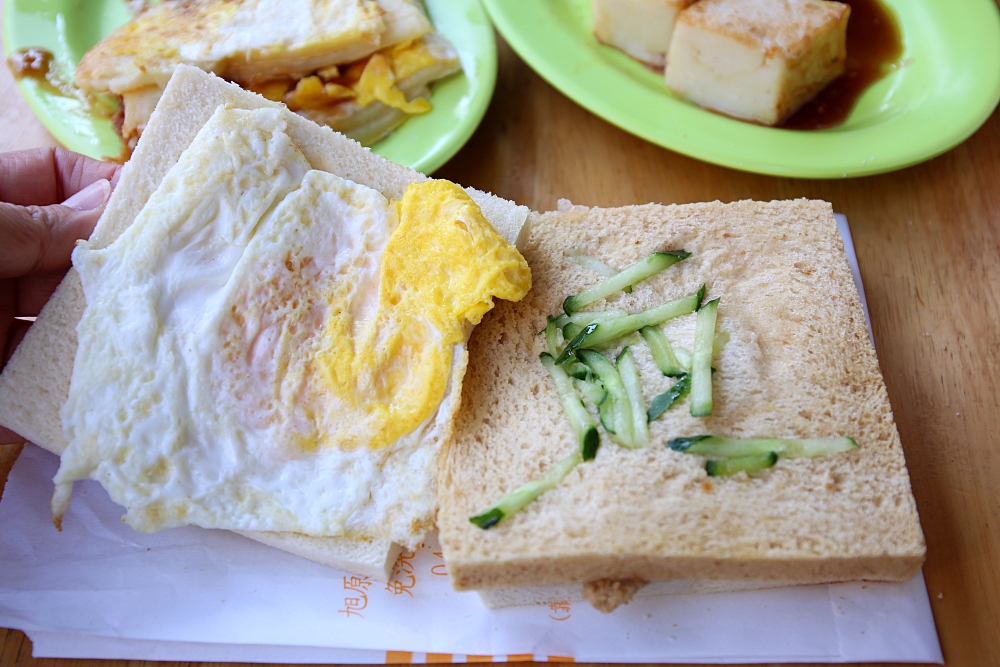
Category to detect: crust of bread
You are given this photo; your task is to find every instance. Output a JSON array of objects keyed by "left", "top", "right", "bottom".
[
  {"left": 233, "top": 530, "right": 404, "bottom": 581},
  {"left": 0, "top": 64, "right": 528, "bottom": 581},
  {"left": 477, "top": 577, "right": 798, "bottom": 609},
  {"left": 437, "top": 200, "right": 926, "bottom": 592}
]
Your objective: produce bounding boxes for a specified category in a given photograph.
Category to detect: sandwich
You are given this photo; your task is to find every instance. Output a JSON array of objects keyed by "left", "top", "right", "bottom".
[
  {"left": 1, "top": 68, "right": 925, "bottom": 615},
  {"left": 436, "top": 199, "right": 926, "bottom": 611},
  {"left": 75, "top": 0, "right": 461, "bottom": 152},
  {"left": 0, "top": 64, "right": 530, "bottom": 580}
]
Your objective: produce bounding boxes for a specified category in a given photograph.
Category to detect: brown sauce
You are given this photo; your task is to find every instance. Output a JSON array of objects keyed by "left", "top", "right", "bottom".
[
  {"left": 7, "top": 47, "right": 53, "bottom": 81},
  {"left": 6, "top": 46, "right": 83, "bottom": 101},
  {"left": 782, "top": 0, "right": 903, "bottom": 130}
]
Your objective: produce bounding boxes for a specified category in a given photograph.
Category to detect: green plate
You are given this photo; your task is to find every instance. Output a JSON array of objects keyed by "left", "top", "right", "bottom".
[
  {"left": 483, "top": 0, "right": 1000, "bottom": 178},
  {"left": 3, "top": 0, "right": 496, "bottom": 174}
]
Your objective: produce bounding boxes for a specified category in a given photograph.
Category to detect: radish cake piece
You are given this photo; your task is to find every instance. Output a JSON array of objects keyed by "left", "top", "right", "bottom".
[
  {"left": 592, "top": 0, "right": 697, "bottom": 68},
  {"left": 665, "top": 0, "right": 850, "bottom": 125}
]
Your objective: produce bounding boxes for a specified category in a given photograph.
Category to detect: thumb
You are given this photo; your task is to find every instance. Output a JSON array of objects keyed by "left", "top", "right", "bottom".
[{"left": 0, "top": 179, "right": 111, "bottom": 279}]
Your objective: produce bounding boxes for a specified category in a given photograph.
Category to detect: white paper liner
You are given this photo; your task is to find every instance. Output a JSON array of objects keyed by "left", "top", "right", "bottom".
[{"left": 0, "top": 214, "right": 942, "bottom": 663}]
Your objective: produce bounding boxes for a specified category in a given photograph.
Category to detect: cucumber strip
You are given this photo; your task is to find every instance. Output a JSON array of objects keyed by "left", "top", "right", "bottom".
[
  {"left": 564, "top": 249, "right": 633, "bottom": 293},
  {"left": 469, "top": 450, "right": 583, "bottom": 529},
  {"left": 556, "top": 286, "right": 705, "bottom": 364},
  {"left": 562, "top": 310, "right": 630, "bottom": 341},
  {"left": 690, "top": 297, "right": 719, "bottom": 417},
  {"left": 674, "top": 347, "right": 692, "bottom": 371},
  {"left": 544, "top": 316, "right": 561, "bottom": 357},
  {"left": 562, "top": 323, "right": 584, "bottom": 341},
  {"left": 564, "top": 361, "right": 591, "bottom": 380},
  {"left": 556, "top": 309, "right": 629, "bottom": 330},
  {"left": 706, "top": 452, "right": 778, "bottom": 477},
  {"left": 616, "top": 347, "right": 649, "bottom": 448},
  {"left": 540, "top": 353, "right": 600, "bottom": 460},
  {"left": 647, "top": 373, "right": 692, "bottom": 421},
  {"left": 640, "top": 325, "right": 685, "bottom": 376},
  {"left": 578, "top": 349, "right": 634, "bottom": 447},
  {"left": 573, "top": 377, "right": 608, "bottom": 407},
  {"left": 556, "top": 323, "right": 599, "bottom": 364},
  {"left": 572, "top": 309, "right": 629, "bottom": 323},
  {"left": 563, "top": 251, "right": 691, "bottom": 315},
  {"left": 599, "top": 397, "right": 616, "bottom": 434},
  {"left": 669, "top": 435, "right": 858, "bottom": 459}
]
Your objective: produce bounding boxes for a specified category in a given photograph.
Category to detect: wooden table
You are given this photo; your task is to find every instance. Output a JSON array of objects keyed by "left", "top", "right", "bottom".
[{"left": 2, "top": 4, "right": 999, "bottom": 666}]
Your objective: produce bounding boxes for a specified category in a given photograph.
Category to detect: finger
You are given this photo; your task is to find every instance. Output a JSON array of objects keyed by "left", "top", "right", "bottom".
[
  {"left": 0, "top": 147, "right": 121, "bottom": 206},
  {"left": 0, "top": 426, "right": 26, "bottom": 445},
  {"left": 0, "top": 179, "right": 110, "bottom": 278},
  {"left": 17, "top": 270, "right": 66, "bottom": 316}
]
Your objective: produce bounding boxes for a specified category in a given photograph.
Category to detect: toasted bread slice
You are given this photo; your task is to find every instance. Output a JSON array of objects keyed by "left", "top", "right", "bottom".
[
  {"left": 437, "top": 200, "right": 925, "bottom": 601},
  {"left": 0, "top": 64, "right": 529, "bottom": 580}
]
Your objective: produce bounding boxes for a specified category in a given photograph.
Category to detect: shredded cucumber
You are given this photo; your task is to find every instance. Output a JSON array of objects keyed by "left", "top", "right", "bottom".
[
  {"left": 640, "top": 325, "right": 685, "bottom": 376},
  {"left": 573, "top": 377, "right": 608, "bottom": 408},
  {"left": 469, "top": 450, "right": 582, "bottom": 529},
  {"left": 540, "top": 353, "right": 600, "bottom": 460},
  {"left": 706, "top": 452, "right": 778, "bottom": 477},
  {"left": 543, "top": 316, "right": 561, "bottom": 357},
  {"left": 647, "top": 373, "right": 691, "bottom": 421},
  {"left": 563, "top": 251, "right": 690, "bottom": 315},
  {"left": 616, "top": 347, "right": 649, "bottom": 448},
  {"left": 555, "top": 286, "right": 705, "bottom": 364},
  {"left": 690, "top": 298, "right": 719, "bottom": 417},
  {"left": 578, "top": 349, "right": 634, "bottom": 447},
  {"left": 668, "top": 435, "right": 858, "bottom": 459}
]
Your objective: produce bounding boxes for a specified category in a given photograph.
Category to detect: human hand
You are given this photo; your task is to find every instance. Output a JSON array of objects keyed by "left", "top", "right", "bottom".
[{"left": 0, "top": 147, "right": 122, "bottom": 444}]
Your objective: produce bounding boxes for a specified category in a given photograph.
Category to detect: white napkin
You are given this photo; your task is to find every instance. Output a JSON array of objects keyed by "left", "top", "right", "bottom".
[{"left": 0, "top": 215, "right": 942, "bottom": 663}]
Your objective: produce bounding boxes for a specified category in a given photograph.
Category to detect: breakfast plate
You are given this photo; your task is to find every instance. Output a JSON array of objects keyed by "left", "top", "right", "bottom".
[
  {"left": 2, "top": 0, "right": 496, "bottom": 174},
  {"left": 482, "top": 0, "right": 1000, "bottom": 178}
]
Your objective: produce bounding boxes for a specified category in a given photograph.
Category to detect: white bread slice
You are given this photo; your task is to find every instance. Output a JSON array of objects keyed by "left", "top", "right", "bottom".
[
  {"left": 437, "top": 200, "right": 925, "bottom": 604},
  {"left": 0, "top": 64, "right": 528, "bottom": 581}
]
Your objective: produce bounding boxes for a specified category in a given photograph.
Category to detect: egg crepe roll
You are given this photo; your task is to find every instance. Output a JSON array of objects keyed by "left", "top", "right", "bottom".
[{"left": 76, "top": 0, "right": 461, "bottom": 152}]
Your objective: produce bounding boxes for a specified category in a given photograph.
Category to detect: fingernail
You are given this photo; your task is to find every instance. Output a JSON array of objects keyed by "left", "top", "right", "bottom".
[{"left": 62, "top": 179, "right": 111, "bottom": 211}]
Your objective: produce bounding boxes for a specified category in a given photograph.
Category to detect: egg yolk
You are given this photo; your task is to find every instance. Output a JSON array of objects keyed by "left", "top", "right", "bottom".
[{"left": 315, "top": 180, "right": 531, "bottom": 451}]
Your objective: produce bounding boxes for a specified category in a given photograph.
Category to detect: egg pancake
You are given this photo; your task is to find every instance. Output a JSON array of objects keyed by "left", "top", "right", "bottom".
[
  {"left": 76, "top": 0, "right": 459, "bottom": 150},
  {"left": 51, "top": 105, "right": 530, "bottom": 549}
]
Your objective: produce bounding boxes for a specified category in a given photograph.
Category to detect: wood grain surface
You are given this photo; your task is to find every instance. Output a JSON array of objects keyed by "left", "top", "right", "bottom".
[{"left": 2, "top": 1, "right": 999, "bottom": 666}]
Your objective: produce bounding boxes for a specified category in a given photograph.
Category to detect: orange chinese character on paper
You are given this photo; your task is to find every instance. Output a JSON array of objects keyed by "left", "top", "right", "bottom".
[
  {"left": 548, "top": 600, "right": 571, "bottom": 621},
  {"left": 339, "top": 575, "right": 372, "bottom": 618},
  {"left": 385, "top": 578, "right": 415, "bottom": 597},
  {"left": 385, "top": 550, "right": 417, "bottom": 596},
  {"left": 431, "top": 551, "right": 448, "bottom": 576},
  {"left": 339, "top": 596, "right": 367, "bottom": 618}
]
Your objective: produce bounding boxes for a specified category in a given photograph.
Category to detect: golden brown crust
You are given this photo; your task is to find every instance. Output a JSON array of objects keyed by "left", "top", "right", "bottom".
[
  {"left": 75, "top": 0, "right": 413, "bottom": 93},
  {"left": 678, "top": 0, "right": 849, "bottom": 59}
]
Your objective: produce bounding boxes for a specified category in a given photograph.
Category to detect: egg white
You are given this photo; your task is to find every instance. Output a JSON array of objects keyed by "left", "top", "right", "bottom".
[{"left": 54, "top": 107, "right": 462, "bottom": 549}]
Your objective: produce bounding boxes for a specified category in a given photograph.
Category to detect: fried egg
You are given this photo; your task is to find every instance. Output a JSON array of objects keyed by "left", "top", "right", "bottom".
[{"left": 52, "top": 106, "right": 530, "bottom": 549}]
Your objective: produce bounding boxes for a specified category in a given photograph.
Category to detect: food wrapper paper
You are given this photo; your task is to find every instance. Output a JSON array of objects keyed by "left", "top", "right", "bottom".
[{"left": 0, "top": 215, "right": 942, "bottom": 663}]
